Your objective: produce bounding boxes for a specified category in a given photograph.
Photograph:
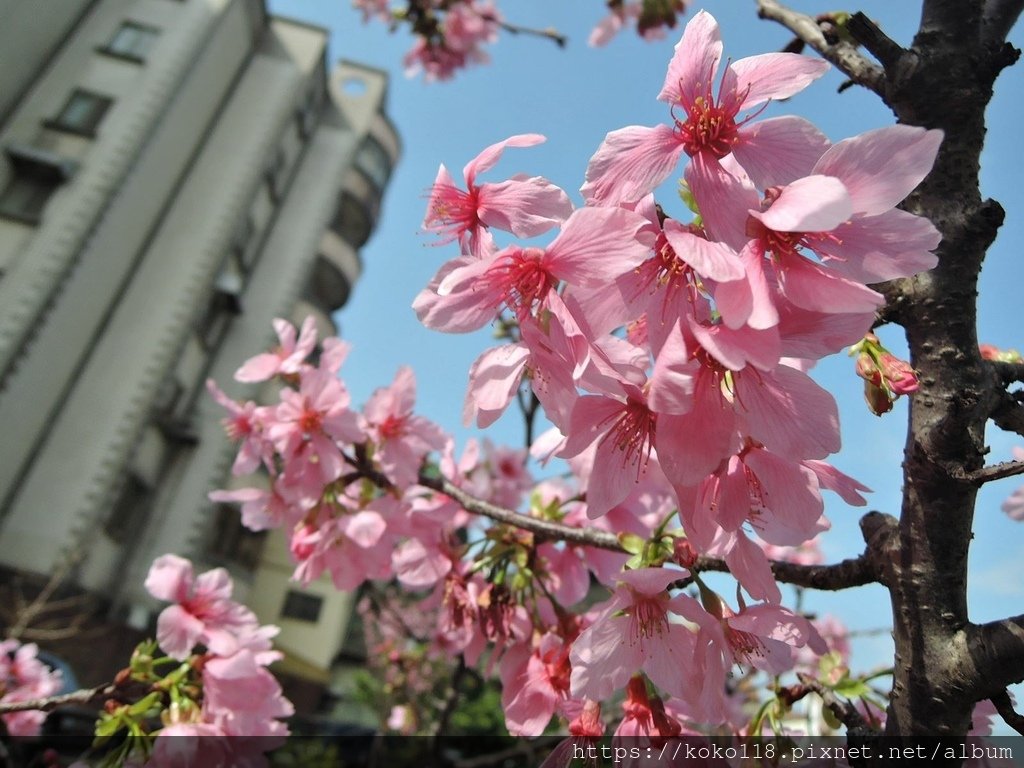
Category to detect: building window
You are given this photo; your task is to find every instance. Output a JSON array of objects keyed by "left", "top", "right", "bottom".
[
  {"left": 355, "top": 137, "right": 392, "bottom": 189},
  {"left": 208, "top": 504, "right": 267, "bottom": 571},
  {"left": 101, "top": 21, "right": 160, "bottom": 62},
  {"left": 331, "top": 191, "right": 373, "bottom": 247},
  {"left": 105, "top": 473, "right": 152, "bottom": 544},
  {"left": 0, "top": 177, "right": 53, "bottom": 225},
  {"left": 281, "top": 590, "right": 323, "bottom": 623},
  {"left": 0, "top": 143, "right": 78, "bottom": 225},
  {"left": 45, "top": 90, "right": 113, "bottom": 137}
]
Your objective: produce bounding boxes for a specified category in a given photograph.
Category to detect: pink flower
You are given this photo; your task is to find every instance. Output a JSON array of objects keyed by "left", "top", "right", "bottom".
[
  {"left": 206, "top": 380, "right": 271, "bottom": 475},
  {"left": 420, "top": 206, "right": 650, "bottom": 333},
  {"left": 202, "top": 649, "right": 293, "bottom": 736},
  {"left": 234, "top": 316, "right": 317, "bottom": 383},
  {"left": 266, "top": 368, "right": 364, "bottom": 489},
  {"left": 582, "top": 10, "right": 829, "bottom": 205},
  {"left": 501, "top": 630, "right": 574, "bottom": 735},
  {"left": 570, "top": 568, "right": 697, "bottom": 701},
  {"left": 144, "top": 554, "right": 262, "bottom": 660},
  {"left": 364, "top": 366, "right": 447, "bottom": 487},
  {"left": 423, "top": 134, "right": 572, "bottom": 255},
  {"left": 0, "top": 639, "right": 63, "bottom": 736}
]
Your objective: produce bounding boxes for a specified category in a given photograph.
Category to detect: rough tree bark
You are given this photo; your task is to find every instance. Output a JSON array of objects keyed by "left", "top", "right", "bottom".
[{"left": 764, "top": 0, "right": 1023, "bottom": 750}]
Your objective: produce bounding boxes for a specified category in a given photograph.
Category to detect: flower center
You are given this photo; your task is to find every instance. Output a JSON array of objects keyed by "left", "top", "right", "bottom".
[
  {"left": 599, "top": 399, "right": 657, "bottom": 476},
  {"left": 628, "top": 593, "right": 670, "bottom": 645},
  {"left": 676, "top": 95, "right": 740, "bottom": 158},
  {"left": 484, "top": 247, "right": 555, "bottom": 317}
]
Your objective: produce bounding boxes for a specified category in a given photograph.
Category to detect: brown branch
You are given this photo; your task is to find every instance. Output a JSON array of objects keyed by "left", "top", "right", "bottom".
[
  {"left": 693, "top": 554, "right": 875, "bottom": 591},
  {"left": 797, "top": 673, "right": 872, "bottom": 731},
  {"left": 755, "top": 0, "right": 887, "bottom": 96},
  {"left": 965, "top": 460, "right": 1024, "bottom": 485},
  {"left": 484, "top": 15, "right": 567, "bottom": 48},
  {"left": 992, "top": 399, "right": 1024, "bottom": 436},
  {"left": 847, "top": 12, "right": 907, "bottom": 70},
  {"left": 983, "top": 0, "right": 1024, "bottom": 44},
  {"left": 966, "top": 616, "right": 1024, "bottom": 698},
  {"left": 0, "top": 683, "right": 114, "bottom": 715},
  {"left": 993, "top": 360, "right": 1024, "bottom": 385},
  {"left": 991, "top": 689, "right": 1024, "bottom": 736}
]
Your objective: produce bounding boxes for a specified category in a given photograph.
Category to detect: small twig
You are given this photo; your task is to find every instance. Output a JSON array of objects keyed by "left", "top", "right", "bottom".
[
  {"left": 965, "top": 460, "right": 1024, "bottom": 485},
  {"left": 992, "top": 399, "right": 1024, "bottom": 437},
  {"left": 797, "top": 673, "right": 871, "bottom": 731},
  {"left": 991, "top": 689, "right": 1024, "bottom": 736},
  {"left": 755, "top": 0, "right": 887, "bottom": 96},
  {"left": 0, "top": 683, "right": 114, "bottom": 715},
  {"left": 8, "top": 548, "right": 84, "bottom": 640},
  {"left": 479, "top": 13, "right": 567, "bottom": 48}
]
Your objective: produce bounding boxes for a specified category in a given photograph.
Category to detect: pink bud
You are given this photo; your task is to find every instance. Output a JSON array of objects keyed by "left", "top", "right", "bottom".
[{"left": 878, "top": 353, "right": 919, "bottom": 395}]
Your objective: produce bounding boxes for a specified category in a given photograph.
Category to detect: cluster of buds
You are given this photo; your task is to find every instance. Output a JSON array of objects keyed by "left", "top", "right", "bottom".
[{"left": 851, "top": 333, "right": 919, "bottom": 415}]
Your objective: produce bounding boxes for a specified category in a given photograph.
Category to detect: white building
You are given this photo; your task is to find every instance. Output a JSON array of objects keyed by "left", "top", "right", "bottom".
[{"left": 0, "top": 0, "right": 399, "bottom": 688}]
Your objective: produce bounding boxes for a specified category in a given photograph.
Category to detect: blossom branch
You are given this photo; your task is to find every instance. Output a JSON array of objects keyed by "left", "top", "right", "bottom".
[
  {"left": 0, "top": 683, "right": 114, "bottom": 715},
  {"left": 478, "top": 13, "right": 567, "bottom": 48},
  {"left": 991, "top": 689, "right": 1024, "bottom": 736},
  {"left": 694, "top": 554, "right": 876, "bottom": 591},
  {"left": 414, "top": 471, "right": 881, "bottom": 590},
  {"left": 755, "top": 0, "right": 886, "bottom": 95}
]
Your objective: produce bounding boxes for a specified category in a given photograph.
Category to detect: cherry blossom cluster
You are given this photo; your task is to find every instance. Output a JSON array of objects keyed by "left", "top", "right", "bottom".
[
  {"left": 204, "top": 9, "right": 944, "bottom": 739},
  {"left": 0, "top": 639, "right": 63, "bottom": 736},
  {"left": 352, "top": 0, "right": 687, "bottom": 81},
  {"left": 77, "top": 556, "right": 292, "bottom": 766}
]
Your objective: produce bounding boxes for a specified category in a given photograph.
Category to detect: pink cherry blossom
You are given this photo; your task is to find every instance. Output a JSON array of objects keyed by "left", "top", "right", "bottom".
[
  {"left": 0, "top": 639, "right": 63, "bottom": 736},
  {"left": 234, "top": 316, "right": 317, "bottom": 383},
  {"left": 423, "top": 134, "right": 572, "bottom": 255},
  {"left": 144, "top": 554, "right": 262, "bottom": 660},
  {"left": 581, "top": 10, "right": 829, "bottom": 205},
  {"left": 570, "top": 568, "right": 697, "bottom": 701}
]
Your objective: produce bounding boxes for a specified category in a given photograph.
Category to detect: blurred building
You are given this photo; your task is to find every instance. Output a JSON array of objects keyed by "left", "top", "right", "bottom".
[{"left": 0, "top": 0, "right": 398, "bottom": 694}]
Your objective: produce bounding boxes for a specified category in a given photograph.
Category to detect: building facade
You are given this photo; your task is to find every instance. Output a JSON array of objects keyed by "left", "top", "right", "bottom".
[{"left": 0, "top": 0, "right": 398, "bottom": 680}]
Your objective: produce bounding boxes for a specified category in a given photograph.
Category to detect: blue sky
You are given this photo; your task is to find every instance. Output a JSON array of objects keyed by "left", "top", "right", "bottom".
[{"left": 272, "top": 0, "right": 1023, "bottom": 708}]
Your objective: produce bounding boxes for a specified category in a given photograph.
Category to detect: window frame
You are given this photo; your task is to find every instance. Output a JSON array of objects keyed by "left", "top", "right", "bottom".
[
  {"left": 44, "top": 89, "right": 114, "bottom": 138},
  {"left": 99, "top": 21, "right": 161, "bottom": 63}
]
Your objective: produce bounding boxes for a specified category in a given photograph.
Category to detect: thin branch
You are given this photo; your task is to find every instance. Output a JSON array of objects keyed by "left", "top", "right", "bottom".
[
  {"left": 983, "top": 0, "right": 1024, "bottom": 44},
  {"left": 416, "top": 471, "right": 623, "bottom": 551},
  {"left": 797, "top": 673, "right": 871, "bottom": 731},
  {"left": 991, "top": 689, "right": 1024, "bottom": 736},
  {"left": 0, "top": 683, "right": 114, "bottom": 715},
  {"left": 693, "top": 554, "right": 876, "bottom": 591},
  {"left": 965, "top": 460, "right": 1024, "bottom": 485},
  {"left": 481, "top": 14, "right": 567, "bottom": 48},
  {"left": 8, "top": 548, "right": 84, "bottom": 640},
  {"left": 756, "top": 0, "right": 887, "bottom": 96}
]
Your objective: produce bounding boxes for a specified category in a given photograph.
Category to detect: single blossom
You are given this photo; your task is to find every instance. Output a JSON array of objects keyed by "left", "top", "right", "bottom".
[
  {"left": 581, "top": 10, "right": 829, "bottom": 205},
  {"left": 423, "top": 134, "right": 572, "bottom": 255}
]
